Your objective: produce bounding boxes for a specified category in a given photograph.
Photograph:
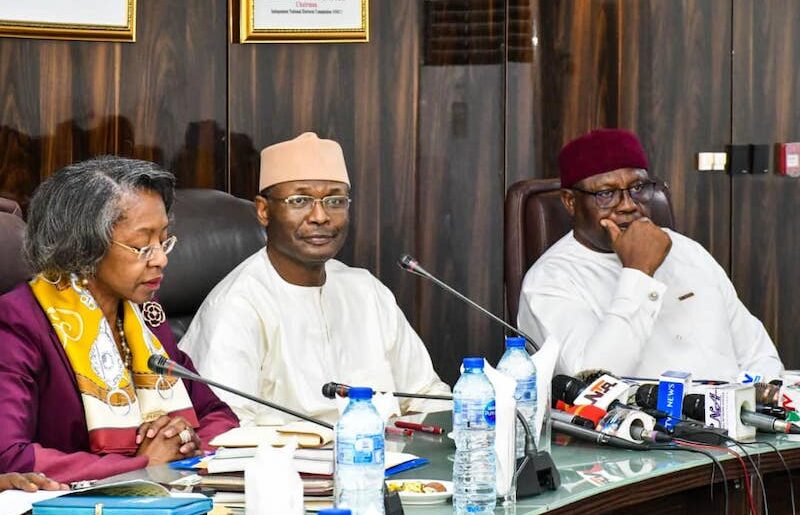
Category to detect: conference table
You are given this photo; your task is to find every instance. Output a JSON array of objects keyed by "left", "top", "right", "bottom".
[
  {"left": 391, "top": 412, "right": 800, "bottom": 514},
  {"left": 104, "top": 411, "right": 800, "bottom": 514}
]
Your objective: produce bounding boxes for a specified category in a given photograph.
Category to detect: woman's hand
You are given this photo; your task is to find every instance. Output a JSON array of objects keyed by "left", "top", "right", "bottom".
[
  {"left": 0, "top": 472, "right": 68, "bottom": 493},
  {"left": 135, "top": 415, "right": 202, "bottom": 465}
]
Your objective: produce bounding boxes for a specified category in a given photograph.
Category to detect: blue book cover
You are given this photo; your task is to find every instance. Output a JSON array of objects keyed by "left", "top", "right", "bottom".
[{"left": 32, "top": 495, "right": 212, "bottom": 515}]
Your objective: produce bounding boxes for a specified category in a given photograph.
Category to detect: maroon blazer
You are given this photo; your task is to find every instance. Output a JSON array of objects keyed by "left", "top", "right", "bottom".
[{"left": 0, "top": 283, "right": 239, "bottom": 482}]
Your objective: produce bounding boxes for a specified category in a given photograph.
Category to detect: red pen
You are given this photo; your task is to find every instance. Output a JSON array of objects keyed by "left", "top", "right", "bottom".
[
  {"left": 395, "top": 421, "right": 444, "bottom": 435},
  {"left": 385, "top": 426, "right": 414, "bottom": 436}
]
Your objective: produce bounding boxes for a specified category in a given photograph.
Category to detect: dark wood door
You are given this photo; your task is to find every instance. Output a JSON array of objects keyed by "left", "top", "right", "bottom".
[{"left": 731, "top": 0, "right": 800, "bottom": 368}]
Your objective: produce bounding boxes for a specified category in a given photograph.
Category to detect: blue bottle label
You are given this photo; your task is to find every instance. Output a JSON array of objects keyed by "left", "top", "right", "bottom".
[
  {"left": 454, "top": 399, "right": 496, "bottom": 428},
  {"left": 514, "top": 378, "right": 537, "bottom": 402},
  {"left": 484, "top": 400, "right": 496, "bottom": 426},
  {"left": 337, "top": 434, "right": 384, "bottom": 465}
]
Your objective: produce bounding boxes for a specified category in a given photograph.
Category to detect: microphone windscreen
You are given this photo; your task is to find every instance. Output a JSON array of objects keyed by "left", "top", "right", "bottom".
[
  {"left": 398, "top": 254, "right": 416, "bottom": 271},
  {"left": 682, "top": 394, "right": 705, "bottom": 420},
  {"left": 147, "top": 354, "right": 168, "bottom": 374},
  {"left": 552, "top": 375, "right": 587, "bottom": 405},
  {"left": 575, "top": 369, "right": 614, "bottom": 385},
  {"left": 754, "top": 382, "right": 781, "bottom": 405},
  {"left": 321, "top": 382, "right": 338, "bottom": 399},
  {"left": 634, "top": 384, "right": 658, "bottom": 410}
]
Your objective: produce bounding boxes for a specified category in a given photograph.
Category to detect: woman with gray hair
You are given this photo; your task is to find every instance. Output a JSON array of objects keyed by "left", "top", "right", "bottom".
[{"left": 0, "top": 156, "right": 238, "bottom": 482}]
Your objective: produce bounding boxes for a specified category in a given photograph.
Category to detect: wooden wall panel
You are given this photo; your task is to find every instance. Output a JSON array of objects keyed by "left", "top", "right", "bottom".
[
  {"left": 510, "top": 0, "right": 731, "bottom": 270},
  {"left": 731, "top": 0, "right": 800, "bottom": 367},
  {"left": 0, "top": 0, "right": 227, "bottom": 208}
]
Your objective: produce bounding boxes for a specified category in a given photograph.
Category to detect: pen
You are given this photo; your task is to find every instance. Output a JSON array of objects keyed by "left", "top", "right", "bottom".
[
  {"left": 395, "top": 421, "right": 443, "bottom": 435},
  {"left": 385, "top": 426, "right": 414, "bottom": 436}
]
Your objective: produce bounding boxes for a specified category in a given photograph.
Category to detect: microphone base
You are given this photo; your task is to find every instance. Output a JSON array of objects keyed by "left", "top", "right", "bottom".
[
  {"left": 515, "top": 450, "right": 561, "bottom": 498},
  {"left": 384, "top": 484, "right": 405, "bottom": 515}
]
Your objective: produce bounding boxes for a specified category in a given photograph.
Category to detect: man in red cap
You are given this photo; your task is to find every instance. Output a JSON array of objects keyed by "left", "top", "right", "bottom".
[{"left": 517, "top": 129, "right": 783, "bottom": 381}]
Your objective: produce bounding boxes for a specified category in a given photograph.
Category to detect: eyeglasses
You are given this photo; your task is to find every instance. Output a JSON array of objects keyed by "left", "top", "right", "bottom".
[
  {"left": 111, "top": 235, "right": 177, "bottom": 262},
  {"left": 268, "top": 194, "right": 351, "bottom": 212},
  {"left": 571, "top": 181, "right": 657, "bottom": 209}
]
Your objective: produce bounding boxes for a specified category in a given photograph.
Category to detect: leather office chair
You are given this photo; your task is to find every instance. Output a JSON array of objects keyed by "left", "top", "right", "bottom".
[
  {"left": 159, "top": 189, "right": 265, "bottom": 339},
  {"left": 0, "top": 197, "right": 30, "bottom": 294},
  {"left": 504, "top": 178, "right": 675, "bottom": 322}
]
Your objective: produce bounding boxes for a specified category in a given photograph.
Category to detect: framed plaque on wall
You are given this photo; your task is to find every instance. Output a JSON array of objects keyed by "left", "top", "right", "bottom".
[
  {"left": 233, "top": 0, "right": 368, "bottom": 43},
  {"left": 0, "top": 0, "right": 136, "bottom": 42}
]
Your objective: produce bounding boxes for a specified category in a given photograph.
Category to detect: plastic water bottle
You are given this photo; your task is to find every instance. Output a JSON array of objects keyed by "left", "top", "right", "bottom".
[
  {"left": 496, "top": 336, "right": 537, "bottom": 459},
  {"left": 334, "top": 386, "right": 385, "bottom": 515},
  {"left": 452, "top": 357, "right": 496, "bottom": 515}
]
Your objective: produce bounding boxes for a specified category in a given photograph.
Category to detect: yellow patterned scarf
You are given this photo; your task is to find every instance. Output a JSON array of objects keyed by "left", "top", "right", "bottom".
[{"left": 30, "top": 274, "right": 198, "bottom": 454}]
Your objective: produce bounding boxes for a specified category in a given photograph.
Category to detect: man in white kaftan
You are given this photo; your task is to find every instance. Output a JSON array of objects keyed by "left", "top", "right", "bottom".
[
  {"left": 180, "top": 133, "right": 450, "bottom": 424},
  {"left": 517, "top": 129, "right": 783, "bottom": 381}
]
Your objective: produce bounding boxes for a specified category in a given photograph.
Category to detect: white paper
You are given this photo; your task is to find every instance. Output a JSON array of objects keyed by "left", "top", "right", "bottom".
[
  {"left": 0, "top": 489, "right": 66, "bottom": 515},
  {"left": 481, "top": 360, "right": 518, "bottom": 497},
  {"left": 531, "top": 335, "right": 562, "bottom": 451}
]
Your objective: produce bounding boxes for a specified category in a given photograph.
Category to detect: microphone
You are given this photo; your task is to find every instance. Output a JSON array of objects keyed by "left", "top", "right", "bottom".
[
  {"left": 682, "top": 393, "right": 800, "bottom": 435},
  {"left": 398, "top": 254, "right": 539, "bottom": 352},
  {"left": 755, "top": 382, "right": 781, "bottom": 406},
  {"left": 148, "top": 355, "right": 333, "bottom": 430},
  {"left": 552, "top": 373, "right": 630, "bottom": 411},
  {"left": 551, "top": 419, "right": 650, "bottom": 451},
  {"left": 551, "top": 408, "right": 597, "bottom": 429},
  {"left": 555, "top": 401, "right": 608, "bottom": 428},
  {"left": 321, "top": 381, "right": 453, "bottom": 401},
  {"left": 596, "top": 407, "right": 670, "bottom": 444}
]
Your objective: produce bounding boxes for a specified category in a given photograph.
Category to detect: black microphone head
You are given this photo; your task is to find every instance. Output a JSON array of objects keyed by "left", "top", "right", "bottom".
[
  {"left": 398, "top": 254, "right": 418, "bottom": 271},
  {"left": 552, "top": 375, "right": 587, "bottom": 405},
  {"left": 682, "top": 394, "right": 705, "bottom": 420},
  {"left": 321, "top": 382, "right": 338, "bottom": 399},
  {"left": 147, "top": 354, "right": 168, "bottom": 374},
  {"left": 635, "top": 384, "right": 659, "bottom": 410},
  {"left": 575, "top": 369, "right": 614, "bottom": 384}
]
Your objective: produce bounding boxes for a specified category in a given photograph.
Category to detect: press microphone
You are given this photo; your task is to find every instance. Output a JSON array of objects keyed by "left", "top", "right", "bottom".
[
  {"left": 321, "top": 381, "right": 454, "bottom": 401},
  {"left": 552, "top": 373, "right": 630, "bottom": 411},
  {"left": 555, "top": 401, "right": 608, "bottom": 428},
  {"left": 551, "top": 408, "right": 597, "bottom": 429},
  {"left": 596, "top": 407, "right": 671, "bottom": 444},
  {"left": 148, "top": 355, "right": 333, "bottom": 430},
  {"left": 398, "top": 254, "right": 539, "bottom": 352},
  {"left": 550, "top": 419, "right": 650, "bottom": 451},
  {"left": 682, "top": 393, "right": 800, "bottom": 435}
]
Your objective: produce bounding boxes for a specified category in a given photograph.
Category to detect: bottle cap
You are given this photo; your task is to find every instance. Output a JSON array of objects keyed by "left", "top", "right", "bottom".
[
  {"left": 348, "top": 386, "right": 374, "bottom": 400},
  {"left": 318, "top": 510, "right": 352, "bottom": 515},
  {"left": 463, "top": 357, "right": 484, "bottom": 370},
  {"left": 505, "top": 336, "right": 526, "bottom": 349}
]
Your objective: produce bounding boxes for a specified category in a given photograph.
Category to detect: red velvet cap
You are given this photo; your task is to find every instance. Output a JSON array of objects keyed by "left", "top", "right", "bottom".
[{"left": 558, "top": 129, "right": 649, "bottom": 188}]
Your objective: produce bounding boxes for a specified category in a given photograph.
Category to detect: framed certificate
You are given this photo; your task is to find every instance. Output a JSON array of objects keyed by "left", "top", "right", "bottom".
[
  {"left": 0, "top": 0, "right": 136, "bottom": 42},
  {"left": 234, "top": 0, "right": 368, "bottom": 43}
]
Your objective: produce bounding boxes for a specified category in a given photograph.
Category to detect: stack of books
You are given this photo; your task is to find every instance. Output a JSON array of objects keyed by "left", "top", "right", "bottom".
[{"left": 199, "top": 424, "right": 426, "bottom": 512}]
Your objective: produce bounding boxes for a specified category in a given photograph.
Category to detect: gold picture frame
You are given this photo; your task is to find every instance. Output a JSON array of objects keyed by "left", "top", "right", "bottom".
[
  {"left": 0, "top": 1, "right": 136, "bottom": 42},
  {"left": 233, "top": 0, "right": 368, "bottom": 43}
]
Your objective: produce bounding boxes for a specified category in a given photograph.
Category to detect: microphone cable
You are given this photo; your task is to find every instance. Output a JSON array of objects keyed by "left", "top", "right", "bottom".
[
  {"left": 737, "top": 439, "right": 795, "bottom": 515},
  {"left": 674, "top": 438, "right": 755, "bottom": 515},
  {"left": 647, "top": 443, "right": 729, "bottom": 515}
]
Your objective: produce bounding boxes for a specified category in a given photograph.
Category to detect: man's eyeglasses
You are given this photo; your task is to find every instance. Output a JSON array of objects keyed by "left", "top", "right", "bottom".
[
  {"left": 111, "top": 235, "right": 178, "bottom": 262},
  {"left": 571, "top": 181, "right": 657, "bottom": 209},
  {"left": 268, "top": 194, "right": 351, "bottom": 212}
]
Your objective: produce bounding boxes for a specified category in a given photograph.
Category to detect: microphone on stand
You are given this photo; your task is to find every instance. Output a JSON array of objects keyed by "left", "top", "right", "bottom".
[
  {"left": 397, "top": 254, "right": 539, "bottom": 353},
  {"left": 321, "top": 382, "right": 454, "bottom": 402},
  {"left": 322, "top": 382, "right": 561, "bottom": 497},
  {"left": 148, "top": 355, "right": 333, "bottom": 430}
]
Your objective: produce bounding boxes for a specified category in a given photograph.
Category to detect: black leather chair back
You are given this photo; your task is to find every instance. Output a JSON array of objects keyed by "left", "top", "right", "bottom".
[
  {"left": 504, "top": 178, "right": 675, "bottom": 322},
  {"left": 160, "top": 189, "right": 265, "bottom": 339},
  {"left": 0, "top": 198, "right": 29, "bottom": 294}
]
